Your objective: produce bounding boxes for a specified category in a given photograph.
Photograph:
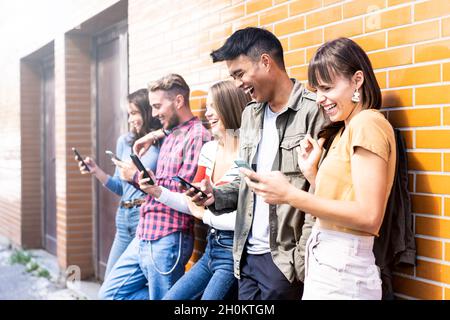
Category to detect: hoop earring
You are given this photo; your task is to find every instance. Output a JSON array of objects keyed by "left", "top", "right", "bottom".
[{"left": 351, "top": 89, "right": 360, "bottom": 103}]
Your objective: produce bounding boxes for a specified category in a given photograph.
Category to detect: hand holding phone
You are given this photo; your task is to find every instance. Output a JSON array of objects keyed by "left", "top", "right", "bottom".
[
  {"left": 129, "top": 153, "right": 154, "bottom": 185},
  {"left": 72, "top": 147, "right": 90, "bottom": 172},
  {"left": 172, "top": 176, "right": 208, "bottom": 198}
]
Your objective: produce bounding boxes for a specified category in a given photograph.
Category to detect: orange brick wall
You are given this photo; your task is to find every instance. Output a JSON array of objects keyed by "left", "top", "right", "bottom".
[
  {"left": 128, "top": 0, "right": 450, "bottom": 299},
  {"left": 1, "top": 0, "right": 449, "bottom": 296}
]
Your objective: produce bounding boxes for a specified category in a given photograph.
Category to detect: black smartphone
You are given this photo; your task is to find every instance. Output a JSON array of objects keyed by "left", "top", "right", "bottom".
[
  {"left": 129, "top": 153, "right": 154, "bottom": 185},
  {"left": 72, "top": 147, "right": 90, "bottom": 172},
  {"left": 105, "top": 150, "right": 121, "bottom": 162},
  {"left": 172, "top": 176, "right": 208, "bottom": 198}
]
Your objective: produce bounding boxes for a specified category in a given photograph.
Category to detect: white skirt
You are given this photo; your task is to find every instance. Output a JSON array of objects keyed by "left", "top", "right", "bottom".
[{"left": 302, "top": 226, "right": 382, "bottom": 300}]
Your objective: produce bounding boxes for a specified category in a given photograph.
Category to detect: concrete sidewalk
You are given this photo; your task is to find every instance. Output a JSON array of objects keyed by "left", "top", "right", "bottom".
[{"left": 0, "top": 236, "right": 101, "bottom": 300}]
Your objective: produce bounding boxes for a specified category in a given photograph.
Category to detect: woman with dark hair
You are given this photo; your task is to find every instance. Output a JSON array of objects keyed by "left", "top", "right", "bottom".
[
  {"left": 77, "top": 88, "right": 162, "bottom": 277},
  {"left": 240, "top": 38, "right": 396, "bottom": 299}
]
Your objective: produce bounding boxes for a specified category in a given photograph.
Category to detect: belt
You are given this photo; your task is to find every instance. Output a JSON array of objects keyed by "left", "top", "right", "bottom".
[{"left": 120, "top": 198, "right": 146, "bottom": 209}]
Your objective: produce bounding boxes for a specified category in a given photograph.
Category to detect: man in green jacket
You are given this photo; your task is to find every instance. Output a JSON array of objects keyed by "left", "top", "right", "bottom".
[{"left": 189, "top": 27, "right": 327, "bottom": 300}]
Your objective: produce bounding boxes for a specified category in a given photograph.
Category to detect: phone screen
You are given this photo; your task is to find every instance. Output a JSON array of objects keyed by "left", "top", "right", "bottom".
[
  {"left": 72, "top": 147, "right": 90, "bottom": 172},
  {"left": 234, "top": 160, "right": 253, "bottom": 171},
  {"left": 172, "top": 176, "right": 207, "bottom": 198},
  {"left": 129, "top": 154, "right": 154, "bottom": 185}
]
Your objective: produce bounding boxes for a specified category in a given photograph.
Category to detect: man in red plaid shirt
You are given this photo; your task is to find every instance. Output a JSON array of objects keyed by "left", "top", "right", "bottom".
[{"left": 99, "top": 74, "right": 211, "bottom": 300}]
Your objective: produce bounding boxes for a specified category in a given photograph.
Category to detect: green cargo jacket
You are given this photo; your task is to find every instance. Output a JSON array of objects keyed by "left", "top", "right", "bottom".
[{"left": 209, "top": 80, "right": 328, "bottom": 283}]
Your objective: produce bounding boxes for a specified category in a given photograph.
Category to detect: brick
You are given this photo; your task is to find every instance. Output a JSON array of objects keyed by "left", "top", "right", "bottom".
[
  {"left": 323, "top": 0, "right": 340, "bottom": 5},
  {"left": 353, "top": 32, "right": 386, "bottom": 52},
  {"left": 446, "top": 198, "right": 450, "bottom": 217},
  {"left": 306, "top": 45, "right": 320, "bottom": 62},
  {"left": 416, "top": 259, "right": 450, "bottom": 285},
  {"left": 375, "top": 71, "right": 386, "bottom": 89},
  {"left": 324, "top": 18, "right": 364, "bottom": 41},
  {"left": 388, "top": 108, "right": 440, "bottom": 127},
  {"left": 446, "top": 287, "right": 450, "bottom": 300},
  {"left": 259, "top": 4, "right": 288, "bottom": 25},
  {"left": 408, "top": 152, "right": 442, "bottom": 172},
  {"left": 446, "top": 242, "right": 450, "bottom": 261},
  {"left": 414, "top": 0, "right": 450, "bottom": 21},
  {"left": 289, "top": 0, "right": 321, "bottom": 15},
  {"left": 415, "top": 39, "right": 450, "bottom": 63},
  {"left": 416, "top": 237, "right": 442, "bottom": 259},
  {"left": 443, "top": 63, "right": 450, "bottom": 82},
  {"left": 274, "top": 16, "right": 305, "bottom": 37},
  {"left": 290, "top": 65, "right": 308, "bottom": 81},
  {"left": 416, "top": 174, "right": 450, "bottom": 195},
  {"left": 411, "top": 193, "right": 442, "bottom": 216},
  {"left": 445, "top": 153, "right": 450, "bottom": 173},
  {"left": 209, "top": 24, "right": 232, "bottom": 41},
  {"left": 289, "top": 29, "right": 323, "bottom": 50},
  {"left": 280, "top": 37, "right": 289, "bottom": 52},
  {"left": 246, "top": 0, "right": 272, "bottom": 14},
  {"left": 306, "top": 6, "right": 342, "bottom": 29},
  {"left": 415, "top": 215, "right": 450, "bottom": 238},
  {"left": 369, "top": 47, "right": 412, "bottom": 69},
  {"left": 400, "top": 130, "right": 413, "bottom": 149},
  {"left": 389, "top": 64, "right": 441, "bottom": 88},
  {"left": 444, "top": 17, "right": 450, "bottom": 37},
  {"left": 284, "top": 50, "right": 305, "bottom": 68},
  {"left": 388, "top": 21, "right": 440, "bottom": 47},
  {"left": 220, "top": 4, "right": 245, "bottom": 23},
  {"left": 382, "top": 88, "right": 413, "bottom": 107},
  {"left": 365, "top": 6, "right": 411, "bottom": 32},
  {"left": 416, "top": 85, "right": 450, "bottom": 105},
  {"left": 388, "top": 0, "right": 411, "bottom": 5},
  {"left": 393, "top": 276, "right": 442, "bottom": 300},
  {"left": 343, "top": 0, "right": 385, "bottom": 19},
  {"left": 232, "top": 15, "right": 258, "bottom": 31}
]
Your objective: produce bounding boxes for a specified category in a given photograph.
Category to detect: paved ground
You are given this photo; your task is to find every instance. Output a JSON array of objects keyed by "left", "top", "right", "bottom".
[{"left": 0, "top": 237, "right": 100, "bottom": 300}]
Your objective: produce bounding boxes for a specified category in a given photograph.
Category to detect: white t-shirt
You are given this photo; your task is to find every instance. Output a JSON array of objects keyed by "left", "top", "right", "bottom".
[
  {"left": 156, "top": 140, "right": 238, "bottom": 230},
  {"left": 247, "top": 106, "right": 284, "bottom": 254}
]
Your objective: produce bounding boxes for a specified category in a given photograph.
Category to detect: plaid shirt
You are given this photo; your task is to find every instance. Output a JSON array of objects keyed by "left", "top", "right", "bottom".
[{"left": 136, "top": 117, "right": 211, "bottom": 240}]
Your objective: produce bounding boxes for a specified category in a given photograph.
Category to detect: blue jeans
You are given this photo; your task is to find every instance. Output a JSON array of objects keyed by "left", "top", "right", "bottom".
[
  {"left": 98, "top": 231, "right": 194, "bottom": 300},
  {"left": 104, "top": 206, "right": 140, "bottom": 278},
  {"left": 163, "top": 229, "right": 237, "bottom": 300}
]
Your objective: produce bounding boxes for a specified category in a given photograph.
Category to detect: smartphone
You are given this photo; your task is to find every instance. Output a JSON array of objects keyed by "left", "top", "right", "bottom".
[
  {"left": 172, "top": 176, "right": 208, "bottom": 198},
  {"left": 105, "top": 150, "right": 121, "bottom": 162},
  {"left": 72, "top": 147, "right": 90, "bottom": 172},
  {"left": 234, "top": 159, "right": 254, "bottom": 171},
  {"left": 129, "top": 153, "right": 155, "bottom": 185},
  {"left": 234, "top": 159, "right": 260, "bottom": 182}
]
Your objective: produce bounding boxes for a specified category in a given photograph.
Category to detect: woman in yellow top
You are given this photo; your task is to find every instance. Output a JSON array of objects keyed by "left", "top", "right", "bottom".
[{"left": 240, "top": 37, "right": 396, "bottom": 300}]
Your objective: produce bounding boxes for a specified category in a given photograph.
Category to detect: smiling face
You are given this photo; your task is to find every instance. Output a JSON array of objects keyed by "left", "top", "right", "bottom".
[
  {"left": 205, "top": 91, "right": 225, "bottom": 138},
  {"left": 149, "top": 90, "right": 180, "bottom": 130},
  {"left": 226, "top": 54, "right": 273, "bottom": 103},
  {"left": 127, "top": 102, "right": 144, "bottom": 134},
  {"left": 315, "top": 72, "right": 363, "bottom": 125}
]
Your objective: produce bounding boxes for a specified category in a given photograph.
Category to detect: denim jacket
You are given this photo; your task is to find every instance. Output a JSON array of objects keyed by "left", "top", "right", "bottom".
[{"left": 210, "top": 80, "right": 328, "bottom": 283}]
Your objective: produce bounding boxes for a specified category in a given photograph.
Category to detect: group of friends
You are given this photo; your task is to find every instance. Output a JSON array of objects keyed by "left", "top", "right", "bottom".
[{"left": 76, "top": 27, "right": 396, "bottom": 300}]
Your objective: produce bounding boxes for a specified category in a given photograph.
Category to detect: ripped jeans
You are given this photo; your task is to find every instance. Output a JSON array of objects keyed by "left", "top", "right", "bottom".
[
  {"left": 302, "top": 226, "right": 382, "bottom": 300},
  {"left": 99, "top": 232, "right": 193, "bottom": 300}
]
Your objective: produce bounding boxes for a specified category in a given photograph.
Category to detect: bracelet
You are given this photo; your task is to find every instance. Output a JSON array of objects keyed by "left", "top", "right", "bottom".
[{"left": 151, "top": 132, "right": 158, "bottom": 144}]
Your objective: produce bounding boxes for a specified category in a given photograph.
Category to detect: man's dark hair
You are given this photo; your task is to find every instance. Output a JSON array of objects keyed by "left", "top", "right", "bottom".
[{"left": 210, "top": 27, "right": 285, "bottom": 70}]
